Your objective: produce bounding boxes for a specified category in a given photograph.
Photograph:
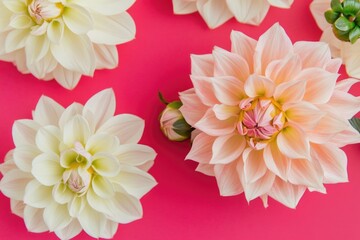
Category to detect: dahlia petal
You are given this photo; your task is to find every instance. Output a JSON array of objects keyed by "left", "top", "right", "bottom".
[
  {"left": 342, "top": 41, "right": 360, "bottom": 78},
  {"left": 58, "top": 103, "right": 83, "bottom": 130},
  {"left": 25, "top": 34, "right": 49, "bottom": 65},
  {"left": 0, "top": 2, "right": 12, "bottom": 31},
  {"left": 213, "top": 47, "right": 250, "bottom": 81},
  {"left": 43, "top": 202, "right": 72, "bottom": 231},
  {"left": 52, "top": 65, "right": 82, "bottom": 90},
  {"left": 191, "top": 75, "right": 219, "bottom": 106},
  {"left": 254, "top": 23, "right": 293, "bottom": 74},
  {"left": 23, "top": 180, "right": 52, "bottom": 208},
  {"left": 63, "top": 115, "right": 91, "bottom": 146},
  {"left": 86, "top": 133, "right": 119, "bottom": 154},
  {"left": 288, "top": 159, "right": 324, "bottom": 190},
  {"left": 196, "top": 0, "right": 233, "bottom": 29},
  {"left": 309, "top": 0, "right": 330, "bottom": 30},
  {"left": 137, "top": 160, "right": 155, "bottom": 172},
  {"left": 243, "top": 148, "right": 267, "bottom": 183},
  {"left": 277, "top": 125, "right": 310, "bottom": 159},
  {"left": 210, "top": 134, "right": 245, "bottom": 164},
  {"left": 179, "top": 89, "right": 207, "bottom": 126},
  {"left": 97, "top": 114, "right": 144, "bottom": 144},
  {"left": 295, "top": 68, "right": 338, "bottom": 104},
  {"left": 92, "top": 153, "right": 121, "bottom": 178},
  {"left": 63, "top": 4, "right": 93, "bottom": 34},
  {"left": 88, "top": 12, "right": 135, "bottom": 45},
  {"left": 328, "top": 90, "right": 360, "bottom": 119},
  {"left": 321, "top": 27, "right": 342, "bottom": 58},
  {"left": 230, "top": 30, "right": 257, "bottom": 72},
  {"left": 186, "top": 132, "right": 215, "bottom": 164},
  {"left": 335, "top": 78, "right": 359, "bottom": 92},
  {"left": 195, "top": 108, "right": 237, "bottom": 136},
  {"left": 263, "top": 141, "right": 289, "bottom": 181},
  {"left": 47, "top": 19, "right": 64, "bottom": 44},
  {"left": 92, "top": 175, "right": 115, "bottom": 198},
  {"left": 5, "top": 29, "right": 31, "bottom": 53},
  {"left": 23, "top": 206, "right": 48, "bottom": 233},
  {"left": 325, "top": 58, "right": 342, "bottom": 73},
  {"left": 226, "top": 0, "right": 270, "bottom": 26},
  {"left": 27, "top": 52, "right": 57, "bottom": 79},
  {"left": 0, "top": 169, "right": 32, "bottom": 200},
  {"left": 75, "top": 0, "right": 135, "bottom": 15},
  {"left": 50, "top": 28, "right": 95, "bottom": 75},
  {"left": 10, "top": 199, "right": 25, "bottom": 218},
  {"left": 2, "top": 0, "right": 26, "bottom": 13},
  {"left": 196, "top": 163, "right": 215, "bottom": 176},
  {"left": 52, "top": 182, "right": 73, "bottom": 204},
  {"left": 173, "top": 0, "right": 197, "bottom": 14},
  {"left": 68, "top": 196, "right": 85, "bottom": 218},
  {"left": 35, "top": 126, "right": 61, "bottom": 154},
  {"left": 78, "top": 203, "right": 107, "bottom": 238},
  {"left": 214, "top": 161, "right": 243, "bottom": 196},
  {"left": 190, "top": 54, "right": 214, "bottom": 77},
  {"left": 244, "top": 75, "right": 275, "bottom": 98},
  {"left": 0, "top": 150, "right": 16, "bottom": 175},
  {"left": 268, "top": 0, "right": 293, "bottom": 8},
  {"left": 114, "top": 144, "right": 157, "bottom": 166},
  {"left": 284, "top": 102, "right": 325, "bottom": 131},
  {"left": 268, "top": 177, "right": 306, "bottom": 209},
  {"left": 83, "top": 88, "right": 116, "bottom": 131},
  {"left": 311, "top": 143, "right": 348, "bottom": 183},
  {"left": 273, "top": 79, "right": 306, "bottom": 104},
  {"left": 212, "top": 76, "right": 245, "bottom": 105},
  {"left": 94, "top": 44, "right": 118, "bottom": 69},
  {"left": 55, "top": 219, "right": 82, "bottom": 240},
  {"left": 293, "top": 41, "right": 332, "bottom": 69},
  {"left": 265, "top": 55, "right": 302, "bottom": 85},
  {"left": 33, "top": 95, "right": 64, "bottom": 126},
  {"left": 328, "top": 125, "right": 360, "bottom": 147},
  {"left": 213, "top": 104, "right": 240, "bottom": 120},
  {"left": 243, "top": 171, "right": 275, "bottom": 202},
  {"left": 99, "top": 220, "right": 118, "bottom": 239},
  {"left": 31, "top": 153, "right": 63, "bottom": 186},
  {"left": 110, "top": 166, "right": 157, "bottom": 198},
  {"left": 13, "top": 145, "right": 39, "bottom": 172}
]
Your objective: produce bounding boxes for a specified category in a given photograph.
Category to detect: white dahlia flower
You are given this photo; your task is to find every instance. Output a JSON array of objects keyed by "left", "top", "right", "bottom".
[
  {"left": 0, "top": 89, "right": 157, "bottom": 239},
  {"left": 0, "top": 0, "right": 136, "bottom": 89}
]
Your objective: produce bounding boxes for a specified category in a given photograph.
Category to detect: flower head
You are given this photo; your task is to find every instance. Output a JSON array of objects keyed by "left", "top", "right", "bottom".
[
  {"left": 179, "top": 23, "right": 360, "bottom": 208},
  {"left": 0, "top": 89, "right": 157, "bottom": 239},
  {"left": 172, "top": 0, "right": 294, "bottom": 29},
  {"left": 0, "top": 0, "right": 136, "bottom": 89},
  {"left": 311, "top": 0, "right": 360, "bottom": 78}
]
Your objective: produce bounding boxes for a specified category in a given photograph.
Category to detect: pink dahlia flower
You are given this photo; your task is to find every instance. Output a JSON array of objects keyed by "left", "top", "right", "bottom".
[
  {"left": 172, "top": 0, "right": 294, "bottom": 29},
  {"left": 179, "top": 23, "right": 360, "bottom": 208}
]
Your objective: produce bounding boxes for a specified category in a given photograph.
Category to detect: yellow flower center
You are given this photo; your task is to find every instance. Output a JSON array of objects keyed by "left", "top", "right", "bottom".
[
  {"left": 238, "top": 98, "right": 286, "bottom": 149},
  {"left": 28, "top": 0, "right": 64, "bottom": 24}
]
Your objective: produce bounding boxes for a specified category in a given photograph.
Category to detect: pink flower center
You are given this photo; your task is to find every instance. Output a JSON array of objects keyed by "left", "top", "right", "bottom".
[
  {"left": 237, "top": 98, "right": 285, "bottom": 149},
  {"left": 28, "top": 0, "right": 63, "bottom": 24}
]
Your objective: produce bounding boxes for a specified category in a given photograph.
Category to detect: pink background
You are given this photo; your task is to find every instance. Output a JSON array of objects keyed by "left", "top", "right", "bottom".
[{"left": 1, "top": 0, "right": 360, "bottom": 239}]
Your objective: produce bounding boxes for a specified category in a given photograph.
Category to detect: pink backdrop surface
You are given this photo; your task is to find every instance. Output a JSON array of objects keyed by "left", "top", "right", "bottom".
[{"left": 0, "top": 0, "right": 360, "bottom": 239}]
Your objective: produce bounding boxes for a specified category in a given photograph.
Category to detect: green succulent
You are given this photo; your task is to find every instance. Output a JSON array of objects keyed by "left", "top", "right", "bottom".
[{"left": 325, "top": 0, "right": 360, "bottom": 43}]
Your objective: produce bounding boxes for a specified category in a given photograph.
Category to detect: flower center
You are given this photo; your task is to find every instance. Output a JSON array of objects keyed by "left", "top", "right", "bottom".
[
  {"left": 237, "top": 98, "right": 285, "bottom": 150},
  {"left": 28, "top": 0, "right": 64, "bottom": 24}
]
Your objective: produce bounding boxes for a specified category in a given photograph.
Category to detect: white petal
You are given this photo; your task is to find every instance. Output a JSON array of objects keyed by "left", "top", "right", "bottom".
[
  {"left": 62, "top": 115, "right": 91, "bottom": 146},
  {"left": 243, "top": 149, "right": 267, "bottom": 183},
  {"left": 12, "top": 120, "right": 40, "bottom": 147},
  {"left": 254, "top": 23, "right": 293, "bottom": 74},
  {"left": 5, "top": 29, "right": 31, "bottom": 53},
  {"left": 23, "top": 180, "right": 52, "bottom": 209},
  {"left": 186, "top": 132, "right": 215, "bottom": 164},
  {"left": 47, "top": 19, "right": 64, "bottom": 44},
  {"left": 277, "top": 125, "right": 310, "bottom": 159},
  {"left": 52, "top": 182, "right": 74, "bottom": 205},
  {"left": 227, "top": 0, "right": 270, "bottom": 26},
  {"left": 55, "top": 219, "right": 82, "bottom": 240},
  {"left": 10, "top": 199, "right": 25, "bottom": 218},
  {"left": 76, "top": 0, "right": 135, "bottom": 15},
  {"left": 288, "top": 159, "right": 324, "bottom": 190},
  {"left": 230, "top": 30, "right": 257, "bottom": 72},
  {"left": 342, "top": 41, "right": 360, "bottom": 78},
  {"left": 63, "top": 4, "right": 93, "bottom": 34},
  {"left": 31, "top": 152, "right": 63, "bottom": 186},
  {"left": 43, "top": 202, "right": 72, "bottom": 231},
  {"left": 212, "top": 76, "right": 245, "bottom": 105},
  {"left": 52, "top": 65, "right": 82, "bottom": 90},
  {"left": 68, "top": 196, "right": 85, "bottom": 218},
  {"left": 243, "top": 171, "right": 275, "bottom": 202},
  {"left": 35, "top": 126, "right": 61, "bottom": 154},
  {"left": 114, "top": 144, "right": 157, "bottom": 166},
  {"left": 92, "top": 153, "right": 121, "bottom": 177},
  {"left": 23, "top": 205, "right": 48, "bottom": 233},
  {"left": 265, "top": 54, "right": 302, "bottom": 85},
  {"left": 268, "top": 0, "right": 293, "bottom": 8},
  {"left": 268, "top": 177, "right": 306, "bottom": 209},
  {"left": 3, "top": 0, "right": 26, "bottom": 13},
  {"left": 94, "top": 44, "right": 118, "bottom": 69},
  {"left": 97, "top": 114, "right": 144, "bottom": 144},
  {"left": 110, "top": 166, "right": 157, "bottom": 198},
  {"left": 273, "top": 79, "right": 306, "bottom": 104},
  {"left": 294, "top": 41, "right": 332, "bottom": 69},
  {"left": 0, "top": 150, "right": 16, "bottom": 175},
  {"left": 83, "top": 88, "right": 115, "bottom": 131},
  {"left": 13, "top": 145, "right": 40, "bottom": 172},
  {"left": 210, "top": 134, "right": 245, "bottom": 164},
  {"left": 190, "top": 54, "right": 214, "bottom": 77},
  {"left": 173, "top": 0, "right": 197, "bottom": 14},
  {"left": 50, "top": 27, "right": 95, "bottom": 75},
  {"left": 25, "top": 33, "right": 49, "bottom": 65},
  {"left": 197, "top": 0, "right": 232, "bottom": 29},
  {"left": 263, "top": 141, "right": 289, "bottom": 181},
  {"left": 88, "top": 12, "right": 135, "bottom": 45},
  {"left": 0, "top": 169, "right": 32, "bottom": 200},
  {"left": 92, "top": 175, "right": 115, "bottom": 198},
  {"left": 309, "top": 0, "right": 331, "bottom": 30},
  {"left": 85, "top": 133, "right": 119, "bottom": 154},
  {"left": 191, "top": 75, "right": 219, "bottom": 106},
  {"left": 214, "top": 161, "right": 243, "bottom": 196},
  {"left": 59, "top": 103, "right": 83, "bottom": 130},
  {"left": 244, "top": 75, "right": 275, "bottom": 98},
  {"left": 195, "top": 108, "right": 237, "bottom": 136},
  {"left": 179, "top": 88, "right": 208, "bottom": 126},
  {"left": 78, "top": 202, "right": 107, "bottom": 238}
]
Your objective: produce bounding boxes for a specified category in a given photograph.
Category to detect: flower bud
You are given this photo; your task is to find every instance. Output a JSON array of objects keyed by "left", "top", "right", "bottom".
[{"left": 159, "top": 93, "right": 193, "bottom": 141}]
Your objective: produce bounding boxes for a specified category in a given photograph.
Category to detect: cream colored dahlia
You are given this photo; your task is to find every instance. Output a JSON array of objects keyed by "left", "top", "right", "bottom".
[
  {"left": 0, "top": 0, "right": 136, "bottom": 89},
  {"left": 0, "top": 89, "right": 157, "bottom": 239},
  {"left": 179, "top": 23, "right": 360, "bottom": 208},
  {"left": 311, "top": 0, "right": 360, "bottom": 79},
  {"left": 172, "top": 0, "right": 294, "bottom": 28}
]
